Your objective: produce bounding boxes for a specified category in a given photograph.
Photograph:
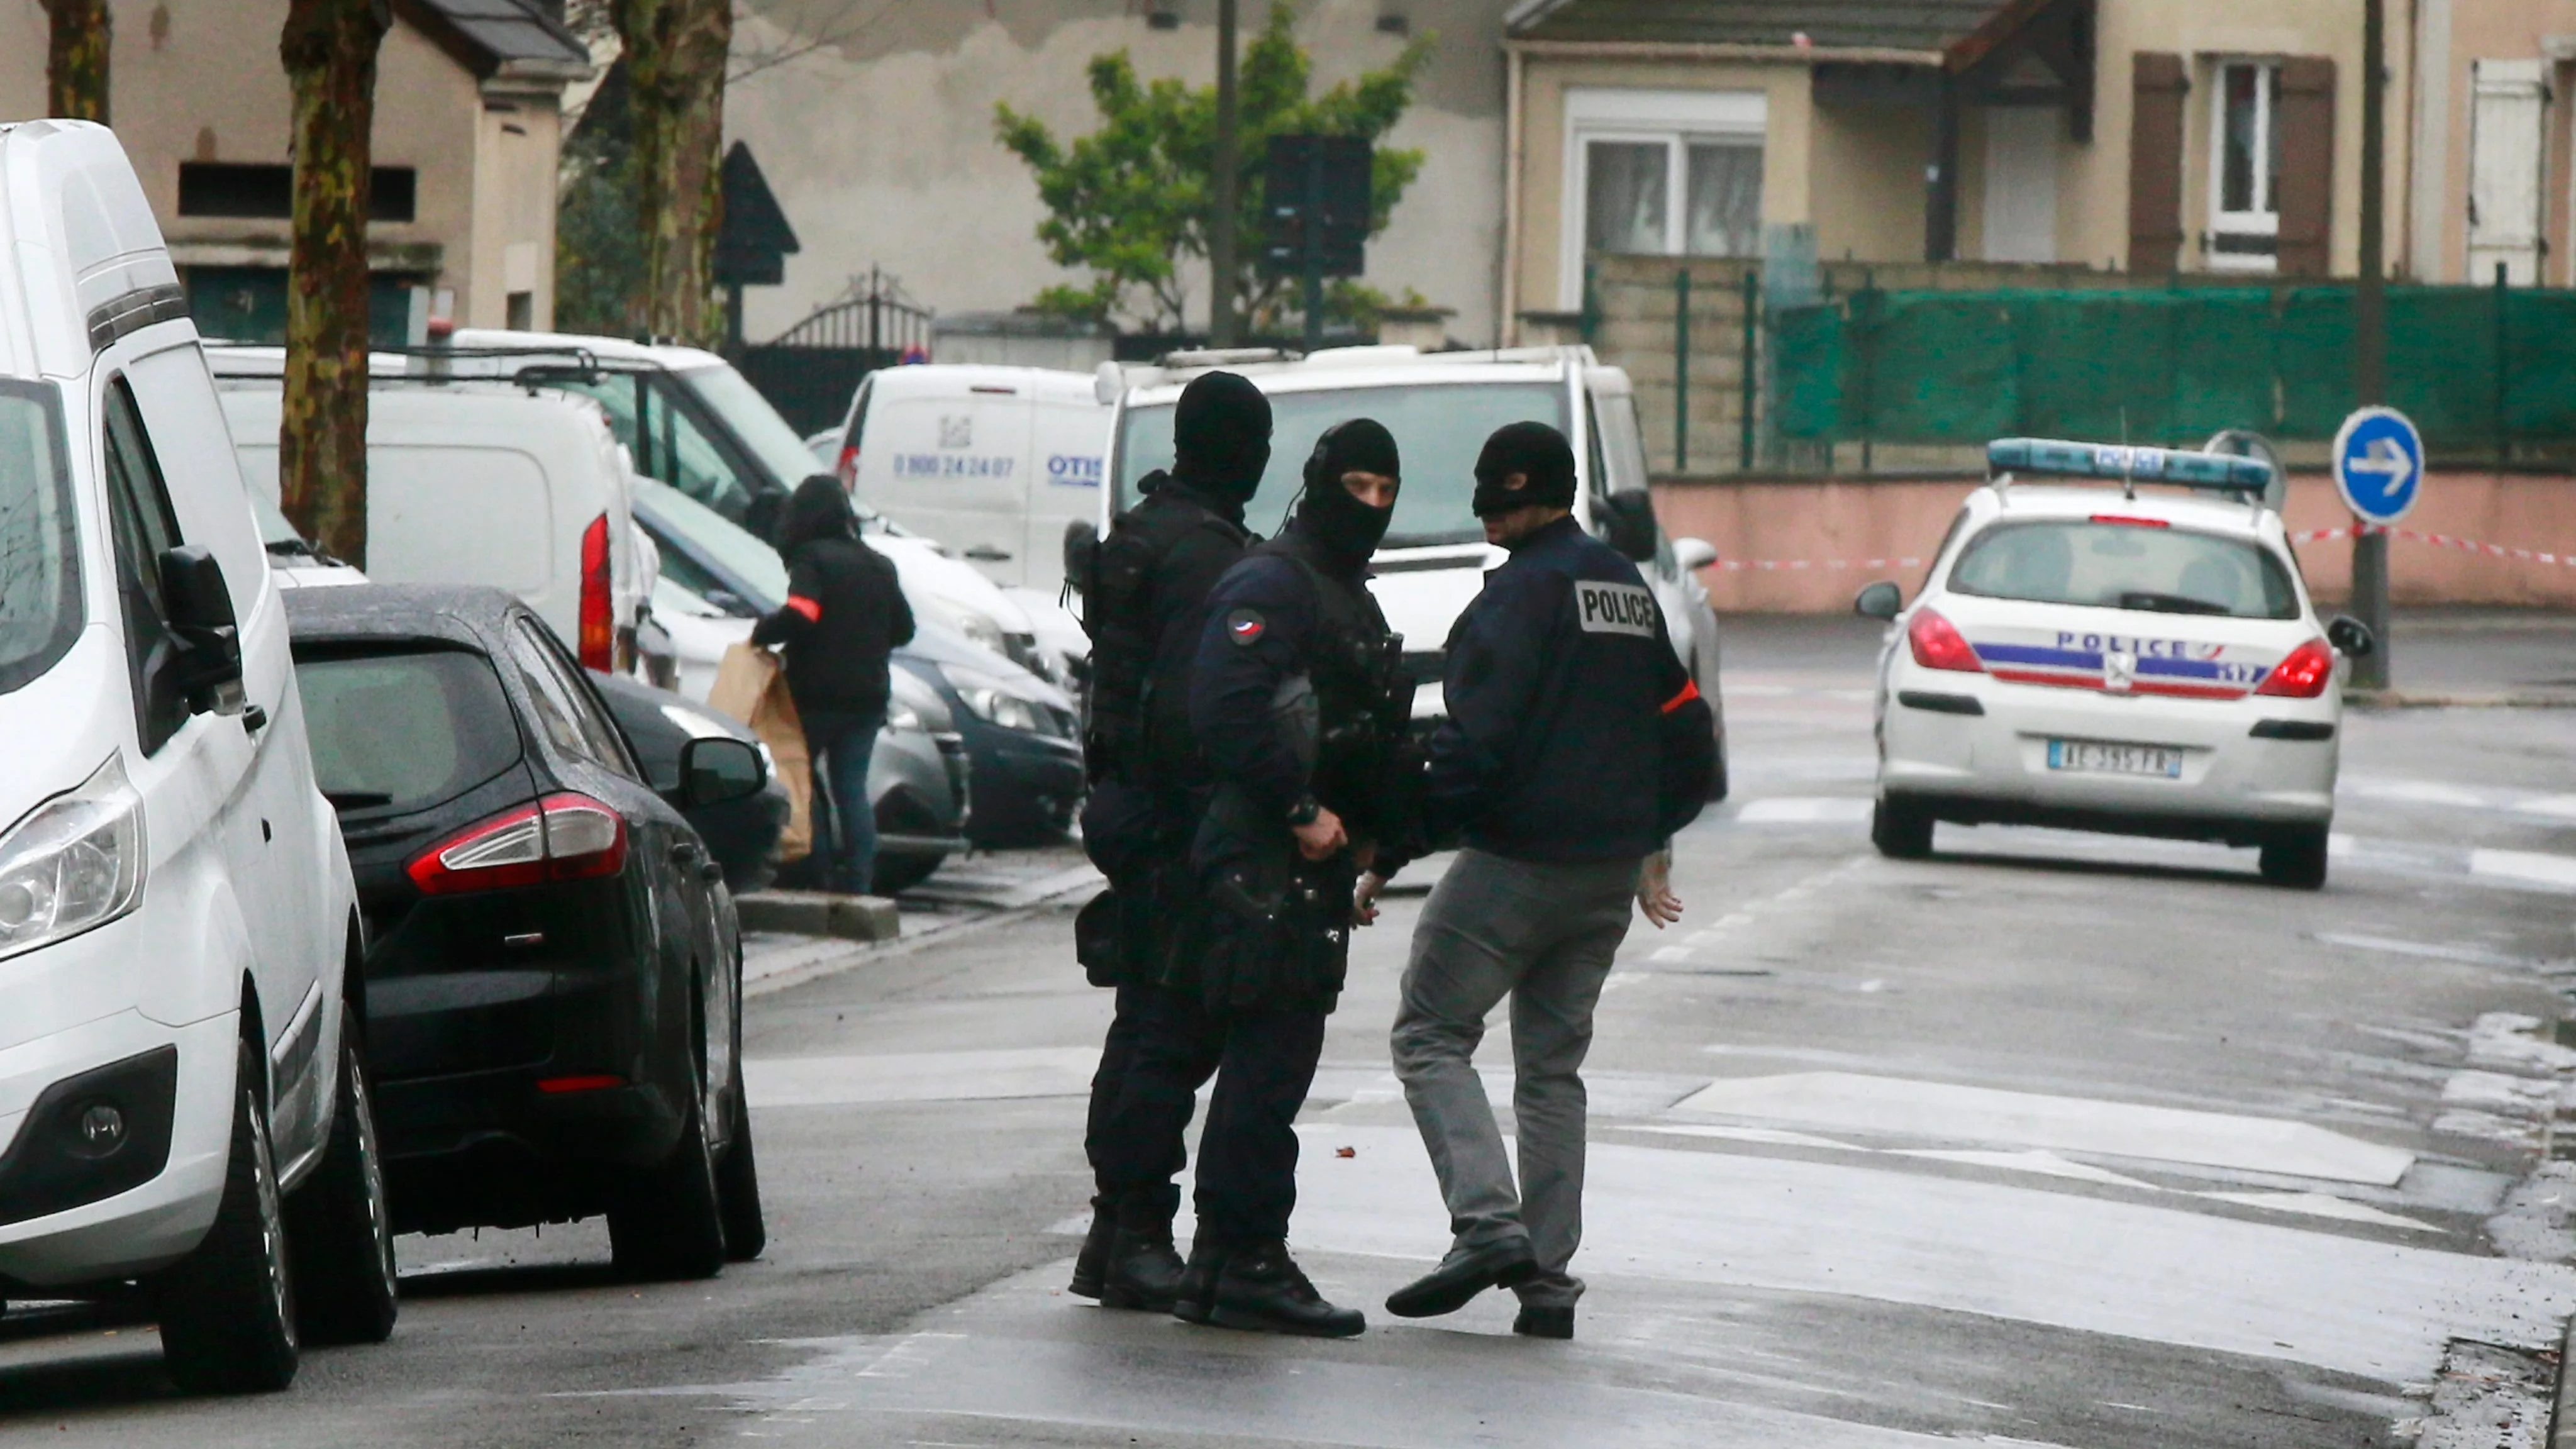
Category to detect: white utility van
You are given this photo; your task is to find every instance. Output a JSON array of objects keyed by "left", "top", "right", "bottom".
[
  {"left": 1099, "top": 345, "right": 1729, "bottom": 796},
  {"left": 0, "top": 121, "right": 394, "bottom": 1391},
  {"left": 213, "top": 370, "right": 653, "bottom": 672},
  {"left": 831, "top": 364, "right": 1111, "bottom": 594}
]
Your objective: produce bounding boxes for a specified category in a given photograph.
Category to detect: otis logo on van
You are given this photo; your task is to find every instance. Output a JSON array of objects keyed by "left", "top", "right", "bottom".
[
  {"left": 1575, "top": 581, "right": 1657, "bottom": 638},
  {"left": 1047, "top": 454, "right": 1102, "bottom": 487}
]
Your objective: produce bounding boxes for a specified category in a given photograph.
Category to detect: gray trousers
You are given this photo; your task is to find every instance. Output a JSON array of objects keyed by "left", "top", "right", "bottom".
[{"left": 1390, "top": 848, "right": 1640, "bottom": 1309}]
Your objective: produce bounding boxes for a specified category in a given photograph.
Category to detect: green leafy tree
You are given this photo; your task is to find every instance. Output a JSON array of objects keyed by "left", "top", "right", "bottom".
[
  {"left": 556, "top": 62, "right": 647, "bottom": 336},
  {"left": 995, "top": 4, "right": 1429, "bottom": 335}
]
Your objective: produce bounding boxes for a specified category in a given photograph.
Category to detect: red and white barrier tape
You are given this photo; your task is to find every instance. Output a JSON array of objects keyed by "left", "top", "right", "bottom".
[
  {"left": 1710, "top": 555, "right": 1923, "bottom": 573},
  {"left": 2289, "top": 524, "right": 2573, "bottom": 567}
]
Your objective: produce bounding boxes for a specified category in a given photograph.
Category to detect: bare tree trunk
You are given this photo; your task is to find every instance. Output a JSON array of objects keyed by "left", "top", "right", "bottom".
[
  {"left": 614, "top": 0, "right": 731, "bottom": 347},
  {"left": 40, "top": 0, "right": 112, "bottom": 123},
  {"left": 277, "top": 0, "right": 387, "bottom": 567}
]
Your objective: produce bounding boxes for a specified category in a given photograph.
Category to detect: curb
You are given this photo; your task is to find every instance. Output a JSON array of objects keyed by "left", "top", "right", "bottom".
[
  {"left": 2346, "top": 691, "right": 2576, "bottom": 710},
  {"left": 736, "top": 890, "right": 901, "bottom": 943},
  {"left": 2555, "top": 1313, "right": 2576, "bottom": 1449},
  {"left": 741, "top": 874, "right": 1099, "bottom": 1000}
]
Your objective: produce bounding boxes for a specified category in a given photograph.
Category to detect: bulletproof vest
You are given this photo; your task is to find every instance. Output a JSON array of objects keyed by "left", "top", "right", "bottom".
[
  {"left": 1072, "top": 476, "right": 1250, "bottom": 784},
  {"left": 1252, "top": 533, "right": 1405, "bottom": 810}
]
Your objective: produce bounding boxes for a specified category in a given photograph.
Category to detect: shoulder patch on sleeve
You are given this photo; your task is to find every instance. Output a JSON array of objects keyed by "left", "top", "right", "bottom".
[
  {"left": 1226, "top": 607, "right": 1267, "bottom": 646},
  {"left": 1573, "top": 579, "right": 1658, "bottom": 638}
]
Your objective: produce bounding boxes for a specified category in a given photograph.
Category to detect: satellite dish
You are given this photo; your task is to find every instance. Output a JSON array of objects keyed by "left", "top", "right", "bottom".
[{"left": 2202, "top": 429, "right": 2287, "bottom": 512}]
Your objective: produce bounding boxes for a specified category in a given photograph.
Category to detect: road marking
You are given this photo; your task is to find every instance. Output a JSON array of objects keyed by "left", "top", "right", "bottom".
[
  {"left": 2194, "top": 1192, "right": 2436, "bottom": 1232},
  {"left": 1629, "top": 1123, "right": 1857, "bottom": 1151},
  {"left": 1889, "top": 1148, "right": 2159, "bottom": 1190},
  {"left": 2312, "top": 933, "right": 2541, "bottom": 969},
  {"left": 1735, "top": 797, "right": 1874, "bottom": 823},
  {"left": 745, "top": 1048, "right": 1099, "bottom": 1106},
  {"left": 1670, "top": 1072, "right": 2416, "bottom": 1185},
  {"left": 2468, "top": 848, "right": 2576, "bottom": 890}
]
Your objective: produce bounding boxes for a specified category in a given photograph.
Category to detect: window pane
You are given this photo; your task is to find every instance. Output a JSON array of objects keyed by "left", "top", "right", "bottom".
[
  {"left": 296, "top": 648, "right": 523, "bottom": 814},
  {"left": 1947, "top": 521, "right": 2299, "bottom": 619},
  {"left": 1684, "top": 143, "right": 1763, "bottom": 257},
  {"left": 2262, "top": 65, "right": 2282, "bottom": 214},
  {"left": 2221, "top": 65, "right": 2257, "bottom": 214},
  {"left": 1584, "top": 142, "right": 1668, "bottom": 255},
  {"left": 0, "top": 384, "right": 82, "bottom": 697}
]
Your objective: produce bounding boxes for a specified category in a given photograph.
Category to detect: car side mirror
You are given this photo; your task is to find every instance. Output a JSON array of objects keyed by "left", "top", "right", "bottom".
[
  {"left": 677, "top": 736, "right": 765, "bottom": 808},
  {"left": 158, "top": 545, "right": 245, "bottom": 714},
  {"left": 1671, "top": 536, "right": 1719, "bottom": 572},
  {"left": 1599, "top": 491, "right": 1657, "bottom": 563},
  {"left": 1854, "top": 580, "right": 1903, "bottom": 620},
  {"left": 1062, "top": 518, "right": 1100, "bottom": 596},
  {"left": 2326, "top": 614, "right": 2375, "bottom": 658}
]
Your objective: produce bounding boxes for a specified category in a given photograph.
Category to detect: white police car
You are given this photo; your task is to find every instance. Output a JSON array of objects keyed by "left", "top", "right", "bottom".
[{"left": 1855, "top": 439, "right": 2375, "bottom": 889}]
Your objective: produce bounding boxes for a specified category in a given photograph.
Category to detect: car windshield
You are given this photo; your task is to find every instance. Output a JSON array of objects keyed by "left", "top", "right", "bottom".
[
  {"left": 1114, "top": 381, "right": 1570, "bottom": 548},
  {"left": 294, "top": 647, "right": 526, "bottom": 814},
  {"left": 0, "top": 382, "right": 83, "bottom": 696},
  {"left": 633, "top": 475, "right": 789, "bottom": 609},
  {"left": 1947, "top": 519, "right": 2301, "bottom": 619},
  {"left": 679, "top": 364, "right": 829, "bottom": 492}
]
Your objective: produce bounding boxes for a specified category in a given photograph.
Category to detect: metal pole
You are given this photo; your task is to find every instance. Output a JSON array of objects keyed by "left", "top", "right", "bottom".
[
  {"left": 1739, "top": 267, "right": 1758, "bottom": 472},
  {"left": 1674, "top": 268, "right": 1690, "bottom": 473},
  {"left": 2494, "top": 260, "right": 2509, "bottom": 464},
  {"left": 2350, "top": 0, "right": 2391, "bottom": 690},
  {"left": 1209, "top": 0, "right": 1239, "bottom": 347},
  {"left": 1301, "top": 143, "right": 1324, "bottom": 353}
]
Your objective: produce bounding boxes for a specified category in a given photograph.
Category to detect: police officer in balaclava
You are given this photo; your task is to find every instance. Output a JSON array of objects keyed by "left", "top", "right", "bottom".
[
  {"left": 1067, "top": 371, "right": 1274, "bottom": 1313},
  {"left": 1093, "top": 418, "right": 1423, "bottom": 1338}
]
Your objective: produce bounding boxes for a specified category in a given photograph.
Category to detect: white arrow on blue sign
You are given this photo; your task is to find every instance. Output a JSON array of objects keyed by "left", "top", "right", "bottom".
[{"left": 2332, "top": 406, "right": 2425, "bottom": 525}]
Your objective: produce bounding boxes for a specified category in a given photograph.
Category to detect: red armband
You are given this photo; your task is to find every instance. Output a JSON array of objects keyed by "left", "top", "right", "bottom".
[
  {"left": 1659, "top": 679, "right": 1701, "bottom": 714},
  {"left": 784, "top": 595, "right": 821, "bottom": 623}
]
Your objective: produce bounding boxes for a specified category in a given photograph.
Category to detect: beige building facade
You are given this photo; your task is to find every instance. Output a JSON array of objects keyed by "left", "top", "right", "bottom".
[{"left": 1, "top": 0, "right": 587, "bottom": 340}]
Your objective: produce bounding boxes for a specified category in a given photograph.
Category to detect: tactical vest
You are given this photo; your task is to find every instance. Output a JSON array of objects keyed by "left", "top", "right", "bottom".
[
  {"left": 1249, "top": 533, "right": 1411, "bottom": 840},
  {"left": 1070, "top": 475, "right": 1250, "bottom": 786}
]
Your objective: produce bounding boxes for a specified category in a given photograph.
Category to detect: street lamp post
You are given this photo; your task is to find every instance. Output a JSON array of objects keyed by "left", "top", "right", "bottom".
[
  {"left": 1209, "top": 0, "right": 1240, "bottom": 347},
  {"left": 2351, "top": 0, "right": 2392, "bottom": 689}
]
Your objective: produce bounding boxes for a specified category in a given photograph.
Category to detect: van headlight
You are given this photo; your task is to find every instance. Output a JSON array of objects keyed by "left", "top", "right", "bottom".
[
  {"left": 953, "top": 612, "right": 1008, "bottom": 657},
  {"left": 956, "top": 685, "right": 1044, "bottom": 734},
  {"left": 0, "top": 753, "right": 147, "bottom": 963}
]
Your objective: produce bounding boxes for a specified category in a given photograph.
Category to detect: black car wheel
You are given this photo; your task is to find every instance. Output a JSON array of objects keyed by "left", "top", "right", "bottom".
[
  {"left": 608, "top": 997, "right": 728, "bottom": 1281},
  {"left": 1871, "top": 795, "right": 1935, "bottom": 859},
  {"left": 2259, "top": 825, "right": 2329, "bottom": 889},
  {"left": 158, "top": 1039, "right": 300, "bottom": 1394},
  {"left": 716, "top": 1082, "right": 767, "bottom": 1262},
  {"left": 287, "top": 1011, "right": 399, "bottom": 1345}
]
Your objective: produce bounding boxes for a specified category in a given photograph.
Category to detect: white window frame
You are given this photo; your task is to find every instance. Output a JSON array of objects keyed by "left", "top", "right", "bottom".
[
  {"left": 1560, "top": 87, "right": 1766, "bottom": 308},
  {"left": 2205, "top": 58, "right": 2284, "bottom": 273}
]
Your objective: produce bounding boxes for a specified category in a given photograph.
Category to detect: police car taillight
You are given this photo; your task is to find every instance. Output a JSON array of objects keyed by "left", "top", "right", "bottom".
[
  {"left": 405, "top": 793, "right": 630, "bottom": 895},
  {"left": 1907, "top": 608, "right": 1984, "bottom": 673},
  {"left": 2254, "top": 639, "right": 2334, "bottom": 698},
  {"left": 835, "top": 443, "right": 858, "bottom": 487}
]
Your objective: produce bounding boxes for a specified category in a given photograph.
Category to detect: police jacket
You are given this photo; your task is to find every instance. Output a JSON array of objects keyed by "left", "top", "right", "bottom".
[
  {"left": 1081, "top": 474, "right": 1253, "bottom": 792},
  {"left": 1424, "top": 515, "right": 1713, "bottom": 863},
  {"left": 750, "top": 535, "right": 915, "bottom": 719},
  {"left": 1187, "top": 531, "right": 1404, "bottom": 842}
]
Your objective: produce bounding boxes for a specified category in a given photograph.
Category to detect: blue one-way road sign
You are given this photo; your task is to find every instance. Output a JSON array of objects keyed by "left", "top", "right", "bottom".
[{"left": 2333, "top": 406, "right": 2424, "bottom": 525}]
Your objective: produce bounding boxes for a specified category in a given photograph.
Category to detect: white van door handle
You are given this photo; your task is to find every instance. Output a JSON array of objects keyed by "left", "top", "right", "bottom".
[
  {"left": 242, "top": 703, "right": 269, "bottom": 735},
  {"left": 962, "top": 545, "right": 1013, "bottom": 562}
]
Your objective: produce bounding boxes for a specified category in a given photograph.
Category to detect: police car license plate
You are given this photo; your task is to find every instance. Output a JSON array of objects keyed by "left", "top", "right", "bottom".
[{"left": 2047, "top": 739, "right": 2183, "bottom": 778}]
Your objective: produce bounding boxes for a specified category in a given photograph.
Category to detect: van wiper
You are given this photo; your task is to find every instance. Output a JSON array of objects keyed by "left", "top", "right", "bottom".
[
  {"left": 2117, "top": 590, "right": 2232, "bottom": 617},
  {"left": 324, "top": 790, "right": 394, "bottom": 809}
]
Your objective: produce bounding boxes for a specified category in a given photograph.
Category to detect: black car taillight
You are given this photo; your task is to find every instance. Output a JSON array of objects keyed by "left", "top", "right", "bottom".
[{"left": 404, "top": 792, "right": 629, "bottom": 896}]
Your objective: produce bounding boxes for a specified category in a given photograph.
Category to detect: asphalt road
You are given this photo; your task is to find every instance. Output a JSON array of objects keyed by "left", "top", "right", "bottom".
[{"left": 6, "top": 611, "right": 2576, "bottom": 1448}]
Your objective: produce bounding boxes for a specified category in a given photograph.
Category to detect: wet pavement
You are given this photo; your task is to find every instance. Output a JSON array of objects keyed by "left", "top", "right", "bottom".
[{"left": 4, "top": 611, "right": 2575, "bottom": 1447}]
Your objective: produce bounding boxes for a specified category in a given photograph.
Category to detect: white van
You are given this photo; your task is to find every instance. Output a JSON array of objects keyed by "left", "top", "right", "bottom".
[
  {"left": 831, "top": 364, "right": 1111, "bottom": 594},
  {"left": 1100, "top": 345, "right": 1729, "bottom": 796},
  {"left": 213, "top": 371, "right": 653, "bottom": 672},
  {"left": 0, "top": 121, "right": 392, "bottom": 1391}
]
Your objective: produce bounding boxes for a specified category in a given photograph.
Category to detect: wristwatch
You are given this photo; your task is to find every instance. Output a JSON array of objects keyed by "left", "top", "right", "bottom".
[{"left": 1285, "top": 794, "right": 1322, "bottom": 827}]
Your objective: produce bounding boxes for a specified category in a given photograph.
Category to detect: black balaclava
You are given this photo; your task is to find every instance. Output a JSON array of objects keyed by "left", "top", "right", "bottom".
[
  {"left": 1170, "top": 370, "right": 1272, "bottom": 504},
  {"left": 1471, "top": 421, "right": 1577, "bottom": 518},
  {"left": 1289, "top": 418, "right": 1400, "bottom": 574},
  {"left": 777, "top": 473, "right": 857, "bottom": 555}
]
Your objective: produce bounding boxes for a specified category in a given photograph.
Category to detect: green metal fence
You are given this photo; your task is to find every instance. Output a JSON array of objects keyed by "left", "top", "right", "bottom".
[{"left": 1770, "top": 280, "right": 2576, "bottom": 455}]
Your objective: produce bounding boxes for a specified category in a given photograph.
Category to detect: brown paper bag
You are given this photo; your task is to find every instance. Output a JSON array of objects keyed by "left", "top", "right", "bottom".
[{"left": 708, "top": 642, "right": 813, "bottom": 863}]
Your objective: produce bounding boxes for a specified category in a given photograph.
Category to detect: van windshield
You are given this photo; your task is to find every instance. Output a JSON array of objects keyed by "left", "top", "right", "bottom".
[
  {"left": 679, "top": 364, "right": 829, "bottom": 492},
  {"left": 0, "top": 382, "right": 83, "bottom": 697},
  {"left": 1114, "top": 382, "right": 1570, "bottom": 548}
]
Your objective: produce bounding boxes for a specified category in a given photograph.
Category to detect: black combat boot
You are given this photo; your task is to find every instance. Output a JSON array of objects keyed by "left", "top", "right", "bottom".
[
  {"left": 1208, "top": 1240, "right": 1364, "bottom": 1338},
  {"left": 1170, "top": 1235, "right": 1231, "bottom": 1324},
  {"left": 1512, "top": 1304, "right": 1574, "bottom": 1340},
  {"left": 1068, "top": 1198, "right": 1115, "bottom": 1300},
  {"left": 1099, "top": 1223, "right": 1187, "bottom": 1311}
]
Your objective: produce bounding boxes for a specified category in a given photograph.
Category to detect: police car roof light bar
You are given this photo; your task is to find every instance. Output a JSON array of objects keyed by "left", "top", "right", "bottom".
[{"left": 1984, "top": 438, "right": 2275, "bottom": 496}]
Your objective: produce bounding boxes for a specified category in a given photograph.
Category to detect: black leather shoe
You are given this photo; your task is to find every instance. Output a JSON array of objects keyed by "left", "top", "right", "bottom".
[
  {"left": 1170, "top": 1236, "right": 1230, "bottom": 1325},
  {"left": 1513, "top": 1305, "right": 1574, "bottom": 1340},
  {"left": 1098, "top": 1226, "right": 1187, "bottom": 1311},
  {"left": 1384, "top": 1240, "right": 1540, "bottom": 1319},
  {"left": 1209, "top": 1241, "right": 1364, "bottom": 1338},
  {"left": 1068, "top": 1201, "right": 1115, "bottom": 1299}
]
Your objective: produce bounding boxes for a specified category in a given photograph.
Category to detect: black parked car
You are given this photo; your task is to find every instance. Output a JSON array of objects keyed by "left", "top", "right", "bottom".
[
  {"left": 284, "top": 584, "right": 767, "bottom": 1279},
  {"left": 591, "top": 669, "right": 790, "bottom": 892}
]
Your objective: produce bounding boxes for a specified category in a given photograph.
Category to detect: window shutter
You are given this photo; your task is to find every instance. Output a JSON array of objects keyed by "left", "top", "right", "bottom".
[
  {"left": 2275, "top": 57, "right": 2338, "bottom": 277},
  {"left": 2127, "top": 53, "right": 2189, "bottom": 274}
]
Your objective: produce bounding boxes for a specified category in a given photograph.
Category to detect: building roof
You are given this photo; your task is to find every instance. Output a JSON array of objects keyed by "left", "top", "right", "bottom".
[
  {"left": 1506, "top": 0, "right": 2008, "bottom": 54},
  {"left": 399, "top": 0, "right": 592, "bottom": 80}
]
